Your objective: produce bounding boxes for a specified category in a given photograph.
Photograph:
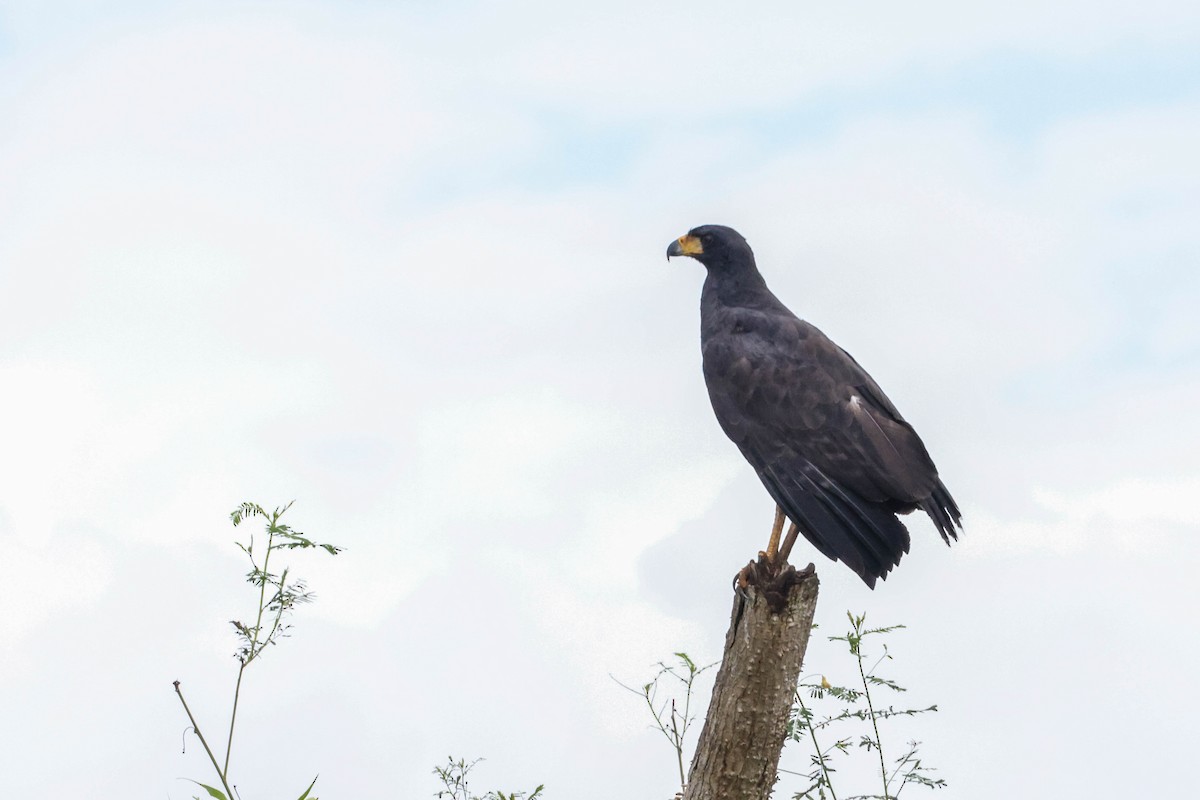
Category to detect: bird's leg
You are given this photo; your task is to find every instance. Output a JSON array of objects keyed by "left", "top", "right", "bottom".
[
  {"left": 778, "top": 521, "right": 800, "bottom": 564},
  {"left": 762, "top": 505, "right": 786, "bottom": 565},
  {"left": 736, "top": 506, "right": 800, "bottom": 603}
]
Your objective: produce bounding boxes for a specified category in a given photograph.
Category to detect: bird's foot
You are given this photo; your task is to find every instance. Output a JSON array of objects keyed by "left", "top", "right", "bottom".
[{"left": 733, "top": 553, "right": 814, "bottom": 613}]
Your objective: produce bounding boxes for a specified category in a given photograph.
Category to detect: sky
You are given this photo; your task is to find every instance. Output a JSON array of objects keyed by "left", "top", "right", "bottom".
[{"left": 1, "top": 1, "right": 1198, "bottom": 798}]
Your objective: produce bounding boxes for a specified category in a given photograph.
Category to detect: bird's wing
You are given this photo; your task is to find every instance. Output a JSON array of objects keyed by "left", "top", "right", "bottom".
[
  {"left": 815, "top": 330, "right": 962, "bottom": 541},
  {"left": 816, "top": 340, "right": 942, "bottom": 504},
  {"left": 706, "top": 313, "right": 937, "bottom": 503},
  {"left": 703, "top": 311, "right": 956, "bottom": 585}
]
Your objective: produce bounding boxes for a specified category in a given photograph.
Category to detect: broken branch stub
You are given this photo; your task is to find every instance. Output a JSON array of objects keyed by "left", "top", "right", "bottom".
[{"left": 684, "top": 562, "right": 819, "bottom": 800}]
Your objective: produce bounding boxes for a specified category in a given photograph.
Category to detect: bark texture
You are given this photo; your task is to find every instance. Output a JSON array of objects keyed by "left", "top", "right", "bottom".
[{"left": 683, "top": 563, "right": 820, "bottom": 800}]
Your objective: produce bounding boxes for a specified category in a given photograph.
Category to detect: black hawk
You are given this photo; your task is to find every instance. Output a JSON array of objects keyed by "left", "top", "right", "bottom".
[{"left": 667, "top": 224, "right": 961, "bottom": 588}]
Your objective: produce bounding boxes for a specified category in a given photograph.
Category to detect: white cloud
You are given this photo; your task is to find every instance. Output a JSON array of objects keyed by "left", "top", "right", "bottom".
[
  {"left": 1037, "top": 476, "right": 1200, "bottom": 530},
  {"left": 0, "top": 14, "right": 537, "bottom": 188},
  {"left": 461, "top": 0, "right": 1200, "bottom": 119},
  {"left": 497, "top": 550, "right": 709, "bottom": 737},
  {"left": 0, "top": 2, "right": 1197, "bottom": 798},
  {"left": 412, "top": 390, "right": 618, "bottom": 522},
  {"left": 0, "top": 525, "right": 113, "bottom": 646},
  {"left": 965, "top": 475, "right": 1200, "bottom": 557}
]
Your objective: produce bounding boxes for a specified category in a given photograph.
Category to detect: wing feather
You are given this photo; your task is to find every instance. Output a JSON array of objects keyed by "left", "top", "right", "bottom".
[{"left": 702, "top": 298, "right": 960, "bottom": 586}]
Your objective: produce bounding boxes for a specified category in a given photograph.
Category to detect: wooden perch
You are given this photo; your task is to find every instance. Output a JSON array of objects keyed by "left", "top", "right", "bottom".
[{"left": 683, "top": 561, "right": 820, "bottom": 800}]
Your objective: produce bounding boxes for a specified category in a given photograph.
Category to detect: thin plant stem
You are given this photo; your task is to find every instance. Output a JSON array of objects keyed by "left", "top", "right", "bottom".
[
  {"left": 889, "top": 746, "right": 917, "bottom": 798},
  {"left": 613, "top": 655, "right": 713, "bottom": 797},
  {"left": 175, "top": 681, "right": 236, "bottom": 800},
  {"left": 670, "top": 699, "right": 685, "bottom": 795},
  {"left": 224, "top": 514, "right": 278, "bottom": 779},
  {"left": 222, "top": 663, "right": 247, "bottom": 781},
  {"left": 679, "top": 660, "right": 696, "bottom": 751},
  {"left": 795, "top": 690, "right": 838, "bottom": 800},
  {"left": 856, "top": 641, "right": 888, "bottom": 800}
]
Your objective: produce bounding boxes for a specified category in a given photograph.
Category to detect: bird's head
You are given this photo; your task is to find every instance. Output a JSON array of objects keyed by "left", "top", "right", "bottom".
[{"left": 666, "top": 224, "right": 754, "bottom": 270}]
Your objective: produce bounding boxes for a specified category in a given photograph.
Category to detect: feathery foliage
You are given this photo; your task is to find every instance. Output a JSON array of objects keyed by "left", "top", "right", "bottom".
[
  {"left": 614, "top": 652, "right": 717, "bottom": 797},
  {"left": 434, "top": 757, "right": 545, "bottom": 800},
  {"left": 787, "top": 612, "right": 946, "bottom": 800},
  {"left": 629, "top": 613, "right": 946, "bottom": 799},
  {"left": 173, "top": 502, "right": 341, "bottom": 800}
]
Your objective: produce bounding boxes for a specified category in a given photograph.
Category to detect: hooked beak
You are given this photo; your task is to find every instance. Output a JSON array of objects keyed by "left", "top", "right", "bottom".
[{"left": 666, "top": 234, "right": 703, "bottom": 260}]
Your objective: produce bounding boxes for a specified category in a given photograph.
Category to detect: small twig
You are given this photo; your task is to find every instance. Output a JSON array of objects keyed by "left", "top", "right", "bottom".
[
  {"left": 853, "top": 622, "right": 890, "bottom": 800},
  {"left": 222, "top": 662, "right": 248, "bottom": 782},
  {"left": 223, "top": 509, "right": 279, "bottom": 779},
  {"left": 670, "top": 699, "right": 685, "bottom": 795},
  {"left": 174, "top": 681, "right": 236, "bottom": 800},
  {"left": 795, "top": 689, "right": 839, "bottom": 800},
  {"left": 888, "top": 744, "right": 916, "bottom": 797}
]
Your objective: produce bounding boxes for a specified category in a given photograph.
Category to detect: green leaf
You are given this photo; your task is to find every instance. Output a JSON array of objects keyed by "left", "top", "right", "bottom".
[
  {"left": 230, "top": 501, "right": 267, "bottom": 526},
  {"left": 186, "top": 780, "right": 228, "bottom": 800},
  {"left": 296, "top": 774, "right": 319, "bottom": 800}
]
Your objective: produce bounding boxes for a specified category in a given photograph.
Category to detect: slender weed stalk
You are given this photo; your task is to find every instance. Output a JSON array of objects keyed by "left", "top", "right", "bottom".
[
  {"left": 173, "top": 501, "right": 341, "bottom": 800},
  {"left": 614, "top": 652, "right": 717, "bottom": 797},
  {"left": 845, "top": 614, "right": 891, "bottom": 796},
  {"left": 433, "top": 756, "right": 545, "bottom": 800},
  {"left": 788, "top": 612, "right": 946, "bottom": 800},
  {"left": 792, "top": 683, "right": 840, "bottom": 800}
]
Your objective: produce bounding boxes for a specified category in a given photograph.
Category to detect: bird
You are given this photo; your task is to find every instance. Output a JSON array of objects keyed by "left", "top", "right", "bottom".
[{"left": 667, "top": 224, "right": 961, "bottom": 588}]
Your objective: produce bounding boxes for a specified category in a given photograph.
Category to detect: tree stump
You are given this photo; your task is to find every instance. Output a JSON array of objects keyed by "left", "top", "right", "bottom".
[{"left": 683, "top": 562, "right": 820, "bottom": 800}]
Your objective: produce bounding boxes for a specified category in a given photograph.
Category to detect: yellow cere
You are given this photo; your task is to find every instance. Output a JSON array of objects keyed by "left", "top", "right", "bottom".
[{"left": 677, "top": 234, "right": 704, "bottom": 255}]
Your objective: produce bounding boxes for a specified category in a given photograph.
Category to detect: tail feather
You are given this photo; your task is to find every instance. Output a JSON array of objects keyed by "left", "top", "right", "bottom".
[
  {"left": 760, "top": 458, "right": 911, "bottom": 589},
  {"left": 921, "top": 479, "right": 962, "bottom": 545},
  {"left": 801, "top": 464, "right": 908, "bottom": 567}
]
